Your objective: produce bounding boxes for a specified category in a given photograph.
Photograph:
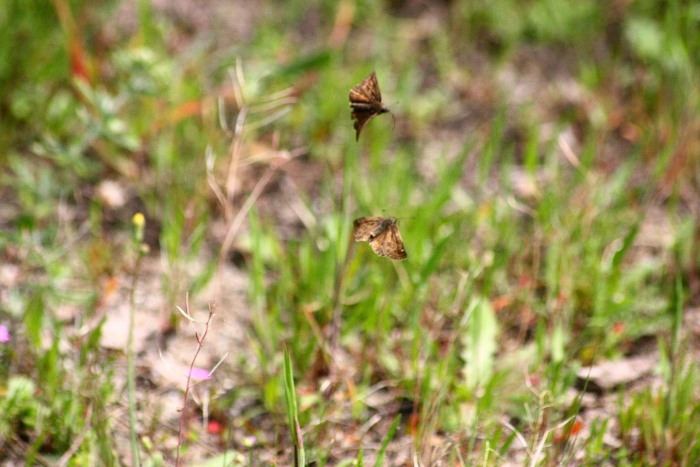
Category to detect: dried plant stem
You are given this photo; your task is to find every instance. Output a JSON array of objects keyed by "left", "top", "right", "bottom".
[
  {"left": 224, "top": 105, "right": 248, "bottom": 218},
  {"left": 176, "top": 294, "right": 216, "bottom": 466},
  {"left": 219, "top": 149, "right": 305, "bottom": 263}
]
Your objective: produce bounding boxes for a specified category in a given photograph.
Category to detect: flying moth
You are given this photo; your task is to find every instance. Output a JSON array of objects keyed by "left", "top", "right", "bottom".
[
  {"left": 352, "top": 216, "right": 407, "bottom": 260},
  {"left": 348, "top": 71, "right": 390, "bottom": 141}
]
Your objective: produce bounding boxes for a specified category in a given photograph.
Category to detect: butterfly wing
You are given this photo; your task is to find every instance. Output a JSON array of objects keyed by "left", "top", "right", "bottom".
[
  {"left": 350, "top": 108, "right": 379, "bottom": 140},
  {"left": 355, "top": 217, "right": 407, "bottom": 261},
  {"left": 349, "top": 71, "right": 389, "bottom": 140},
  {"left": 361, "top": 71, "right": 382, "bottom": 103},
  {"left": 348, "top": 72, "right": 379, "bottom": 104},
  {"left": 369, "top": 222, "right": 407, "bottom": 260},
  {"left": 353, "top": 217, "right": 384, "bottom": 242}
]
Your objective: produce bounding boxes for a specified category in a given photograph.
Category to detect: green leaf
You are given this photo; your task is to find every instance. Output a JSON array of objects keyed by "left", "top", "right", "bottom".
[
  {"left": 356, "top": 446, "right": 364, "bottom": 467},
  {"left": 461, "top": 298, "right": 498, "bottom": 390},
  {"left": 283, "top": 346, "right": 305, "bottom": 467},
  {"left": 373, "top": 415, "right": 401, "bottom": 467},
  {"left": 23, "top": 291, "right": 45, "bottom": 349},
  {"left": 551, "top": 321, "right": 566, "bottom": 363}
]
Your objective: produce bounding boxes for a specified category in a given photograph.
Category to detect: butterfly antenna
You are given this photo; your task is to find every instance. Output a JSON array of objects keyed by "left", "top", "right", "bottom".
[{"left": 389, "top": 109, "right": 396, "bottom": 133}]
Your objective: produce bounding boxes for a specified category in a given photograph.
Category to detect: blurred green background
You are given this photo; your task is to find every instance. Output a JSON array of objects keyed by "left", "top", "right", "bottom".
[{"left": 1, "top": 0, "right": 700, "bottom": 465}]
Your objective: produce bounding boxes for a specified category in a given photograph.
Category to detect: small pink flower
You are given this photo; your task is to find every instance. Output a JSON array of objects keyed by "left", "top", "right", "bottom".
[
  {"left": 0, "top": 325, "right": 9, "bottom": 343},
  {"left": 207, "top": 420, "right": 223, "bottom": 435},
  {"left": 189, "top": 367, "right": 211, "bottom": 381}
]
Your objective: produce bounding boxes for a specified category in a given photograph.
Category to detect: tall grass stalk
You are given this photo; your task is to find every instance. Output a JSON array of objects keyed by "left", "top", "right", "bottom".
[
  {"left": 283, "top": 346, "right": 305, "bottom": 467},
  {"left": 127, "top": 213, "right": 148, "bottom": 467}
]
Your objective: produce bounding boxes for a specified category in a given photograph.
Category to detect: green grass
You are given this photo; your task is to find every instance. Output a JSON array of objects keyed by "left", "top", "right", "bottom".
[{"left": 1, "top": 0, "right": 700, "bottom": 465}]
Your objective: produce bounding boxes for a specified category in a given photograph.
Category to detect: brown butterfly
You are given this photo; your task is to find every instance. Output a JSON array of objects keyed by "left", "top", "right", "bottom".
[
  {"left": 349, "top": 71, "right": 390, "bottom": 141},
  {"left": 353, "top": 217, "right": 407, "bottom": 260}
]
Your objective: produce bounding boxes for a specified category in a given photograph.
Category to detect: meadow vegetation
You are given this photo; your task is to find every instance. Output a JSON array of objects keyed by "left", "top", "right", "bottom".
[{"left": 1, "top": 0, "right": 700, "bottom": 465}]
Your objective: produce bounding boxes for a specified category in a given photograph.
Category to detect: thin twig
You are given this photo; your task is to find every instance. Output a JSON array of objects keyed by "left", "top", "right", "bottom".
[
  {"left": 222, "top": 62, "right": 248, "bottom": 220},
  {"left": 219, "top": 148, "right": 305, "bottom": 260},
  {"left": 558, "top": 134, "right": 593, "bottom": 182},
  {"left": 248, "top": 96, "right": 297, "bottom": 114},
  {"left": 501, "top": 418, "right": 530, "bottom": 452},
  {"left": 245, "top": 106, "right": 293, "bottom": 133},
  {"left": 225, "top": 105, "right": 248, "bottom": 216},
  {"left": 176, "top": 294, "right": 216, "bottom": 466},
  {"left": 206, "top": 146, "right": 228, "bottom": 211}
]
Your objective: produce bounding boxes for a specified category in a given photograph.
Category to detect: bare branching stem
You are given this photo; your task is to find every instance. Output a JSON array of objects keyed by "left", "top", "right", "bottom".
[{"left": 176, "top": 294, "right": 216, "bottom": 466}]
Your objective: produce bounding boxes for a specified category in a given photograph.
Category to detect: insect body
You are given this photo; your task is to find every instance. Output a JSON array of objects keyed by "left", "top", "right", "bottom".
[
  {"left": 349, "top": 71, "right": 390, "bottom": 141},
  {"left": 352, "top": 217, "right": 407, "bottom": 260}
]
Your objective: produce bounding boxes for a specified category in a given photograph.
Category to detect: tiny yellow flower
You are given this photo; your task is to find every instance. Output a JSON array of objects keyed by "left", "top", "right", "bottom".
[
  {"left": 132, "top": 212, "right": 145, "bottom": 227},
  {"left": 132, "top": 212, "right": 145, "bottom": 244}
]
